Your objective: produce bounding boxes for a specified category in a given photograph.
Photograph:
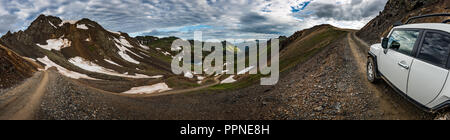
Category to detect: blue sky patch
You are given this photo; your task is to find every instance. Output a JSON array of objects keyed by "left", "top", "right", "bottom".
[{"left": 291, "top": 1, "right": 311, "bottom": 13}]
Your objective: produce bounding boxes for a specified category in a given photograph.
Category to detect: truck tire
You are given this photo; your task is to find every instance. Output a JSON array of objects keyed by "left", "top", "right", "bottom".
[{"left": 367, "top": 58, "right": 379, "bottom": 83}]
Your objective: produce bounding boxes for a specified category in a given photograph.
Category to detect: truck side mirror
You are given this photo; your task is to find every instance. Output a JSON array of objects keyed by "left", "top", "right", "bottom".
[{"left": 381, "top": 37, "right": 389, "bottom": 49}]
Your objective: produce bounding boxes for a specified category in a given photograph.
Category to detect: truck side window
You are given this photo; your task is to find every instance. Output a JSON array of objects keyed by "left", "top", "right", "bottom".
[
  {"left": 388, "top": 30, "right": 420, "bottom": 56},
  {"left": 417, "top": 32, "right": 450, "bottom": 67}
]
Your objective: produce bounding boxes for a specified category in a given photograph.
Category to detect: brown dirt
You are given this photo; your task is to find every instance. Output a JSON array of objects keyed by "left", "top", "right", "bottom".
[
  {"left": 357, "top": 0, "right": 450, "bottom": 44},
  {"left": 0, "top": 43, "right": 37, "bottom": 89},
  {"left": 0, "top": 71, "right": 48, "bottom": 120}
]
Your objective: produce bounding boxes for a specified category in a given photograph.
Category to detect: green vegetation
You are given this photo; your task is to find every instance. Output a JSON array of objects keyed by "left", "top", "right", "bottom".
[
  {"left": 88, "top": 45, "right": 96, "bottom": 52},
  {"left": 165, "top": 76, "right": 201, "bottom": 89},
  {"left": 280, "top": 28, "right": 346, "bottom": 72},
  {"left": 211, "top": 27, "right": 347, "bottom": 90},
  {"left": 135, "top": 28, "right": 346, "bottom": 90}
]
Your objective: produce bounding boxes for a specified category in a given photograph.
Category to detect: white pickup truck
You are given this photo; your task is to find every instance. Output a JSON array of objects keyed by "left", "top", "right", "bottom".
[{"left": 367, "top": 14, "right": 450, "bottom": 112}]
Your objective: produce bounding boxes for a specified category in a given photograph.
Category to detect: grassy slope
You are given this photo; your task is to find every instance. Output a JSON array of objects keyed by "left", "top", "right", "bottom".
[{"left": 210, "top": 26, "right": 347, "bottom": 90}]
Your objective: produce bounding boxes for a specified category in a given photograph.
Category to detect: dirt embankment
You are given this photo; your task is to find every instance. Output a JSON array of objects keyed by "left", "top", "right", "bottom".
[
  {"left": 357, "top": 0, "right": 450, "bottom": 44},
  {"left": 0, "top": 43, "right": 37, "bottom": 89}
]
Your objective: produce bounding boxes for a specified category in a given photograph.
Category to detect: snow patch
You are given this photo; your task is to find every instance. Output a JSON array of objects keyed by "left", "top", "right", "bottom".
[
  {"left": 162, "top": 52, "right": 171, "bottom": 56},
  {"left": 140, "top": 44, "right": 149, "bottom": 50},
  {"left": 104, "top": 59, "right": 122, "bottom": 67},
  {"left": 49, "top": 21, "right": 57, "bottom": 28},
  {"left": 113, "top": 42, "right": 140, "bottom": 64},
  {"left": 77, "top": 24, "right": 88, "bottom": 30},
  {"left": 118, "top": 51, "right": 140, "bottom": 64},
  {"left": 37, "top": 37, "right": 71, "bottom": 51},
  {"left": 214, "top": 70, "right": 229, "bottom": 76},
  {"left": 59, "top": 20, "right": 78, "bottom": 26},
  {"left": 112, "top": 36, "right": 145, "bottom": 63},
  {"left": 108, "top": 30, "right": 121, "bottom": 35},
  {"left": 69, "top": 57, "right": 162, "bottom": 79},
  {"left": 37, "top": 56, "right": 97, "bottom": 80},
  {"left": 22, "top": 57, "right": 36, "bottom": 62},
  {"left": 197, "top": 76, "right": 205, "bottom": 80},
  {"left": 122, "top": 83, "right": 172, "bottom": 94},
  {"left": 221, "top": 75, "right": 236, "bottom": 84},
  {"left": 114, "top": 36, "right": 134, "bottom": 48},
  {"left": 184, "top": 71, "right": 194, "bottom": 78},
  {"left": 171, "top": 46, "right": 182, "bottom": 51},
  {"left": 85, "top": 38, "right": 91, "bottom": 42},
  {"left": 237, "top": 66, "right": 255, "bottom": 75}
]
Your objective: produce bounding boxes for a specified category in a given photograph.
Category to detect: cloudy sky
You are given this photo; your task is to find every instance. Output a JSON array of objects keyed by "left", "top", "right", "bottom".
[{"left": 0, "top": 0, "right": 388, "bottom": 40}]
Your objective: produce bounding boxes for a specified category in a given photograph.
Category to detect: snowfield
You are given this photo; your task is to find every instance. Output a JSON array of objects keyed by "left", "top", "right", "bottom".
[
  {"left": 118, "top": 51, "right": 140, "bottom": 64},
  {"left": 112, "top": 37, "right": 145, "bottom": 64},
  {"left": 113, "top": 42, "right": 140, "bottom": 64},
  {"left": 69, "top": 57, "right": 162, "bottom": 79},
  {"left": 37, "top": 37, "right": 71, "bottom": 51},
  {"left": 37, "top": 56, "right": 98, "bottom": 80},
  {"left": 115, "top": 36, "right": 133, "bottom": 48},
  {"left": 122, "top": 83, "right": 172, "bottom": 94},
  {"left": 77, "top": 24, "right": 89, "bottom": 30}
]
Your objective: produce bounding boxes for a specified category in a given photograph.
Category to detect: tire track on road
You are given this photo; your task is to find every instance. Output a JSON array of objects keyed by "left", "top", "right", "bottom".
[{"left": 0, "top": 71, "right": 49, "bottom": 120}]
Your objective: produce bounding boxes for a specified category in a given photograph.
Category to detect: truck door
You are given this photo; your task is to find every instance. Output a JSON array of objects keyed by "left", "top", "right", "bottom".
[
  {"left": 378, "top": 29, "right": 421, "bottom": 93},
  {"left": 408, "top": 31, "right": 450, "bottom": 105}
]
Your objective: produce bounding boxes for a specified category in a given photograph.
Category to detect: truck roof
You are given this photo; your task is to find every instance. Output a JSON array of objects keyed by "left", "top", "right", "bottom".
[{"left": 394, "top": 23, "right": 450, "bottom": 33}]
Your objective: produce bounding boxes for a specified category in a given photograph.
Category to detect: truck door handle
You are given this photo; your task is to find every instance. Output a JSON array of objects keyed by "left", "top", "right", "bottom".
[{"left": 398, "top": 61, "right": 409, "bottom": 70}]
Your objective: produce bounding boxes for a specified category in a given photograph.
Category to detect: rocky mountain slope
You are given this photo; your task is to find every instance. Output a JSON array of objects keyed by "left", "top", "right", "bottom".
[
  {"left": 1, "top": 14, "right": 172, "bottom": 76},
  {"left": 0, "top": 15, "right": 205, "bottom": 94},
  {"left": 211, "top": 24, "right": 348, "bottom": 89},
  {"left": 357, "top": 0, "right": 450, "bottom": 44},
  {"left": 279, "top": 24, "right": 347, "bottom": 72},
  {"left": 0, "top": 40, "right": 37, "bottom": 89}
]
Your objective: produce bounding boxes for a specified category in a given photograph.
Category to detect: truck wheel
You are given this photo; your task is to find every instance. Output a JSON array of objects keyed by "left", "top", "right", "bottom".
[{"left": 367, "top": 58, "right": 379, "bottom": 83}]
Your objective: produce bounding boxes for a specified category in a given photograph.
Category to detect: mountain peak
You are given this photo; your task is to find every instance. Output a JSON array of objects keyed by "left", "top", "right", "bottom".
[
  {"left": 33, "top": 14, "right": 62, "bottom": 23},
  {"left": 5, "top": 31, "right": 12, "bottom": 36},
  {"left": 29, "top": 14, "right": 62, "bottom": 31}
]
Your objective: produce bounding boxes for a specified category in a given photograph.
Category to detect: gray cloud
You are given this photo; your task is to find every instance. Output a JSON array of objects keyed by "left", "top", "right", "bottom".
[
  {"left": 0, "top": 14, "right": 17, "bottom": 33},
  {"left": 296, "top": 0, "right": 388, "bottom": 21},
  {"left": 0, "top": 0, "right": 388, "bottom": 40},
  {"left": 351, "top": 0, "right": 363, "bottom": 5}
]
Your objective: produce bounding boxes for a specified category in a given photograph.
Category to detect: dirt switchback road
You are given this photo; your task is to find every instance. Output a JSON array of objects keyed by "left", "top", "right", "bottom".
[{"left": 0, "top": 71, "right": 49, "bottom": 120}]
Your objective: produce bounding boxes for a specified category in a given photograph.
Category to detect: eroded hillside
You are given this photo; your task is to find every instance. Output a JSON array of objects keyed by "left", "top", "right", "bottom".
[
  {"left": 0, "top": 41, "right": 37, "bottom": 89},
  {"left": 357, "top": 0, "right": 450, "bottom": 44}
]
